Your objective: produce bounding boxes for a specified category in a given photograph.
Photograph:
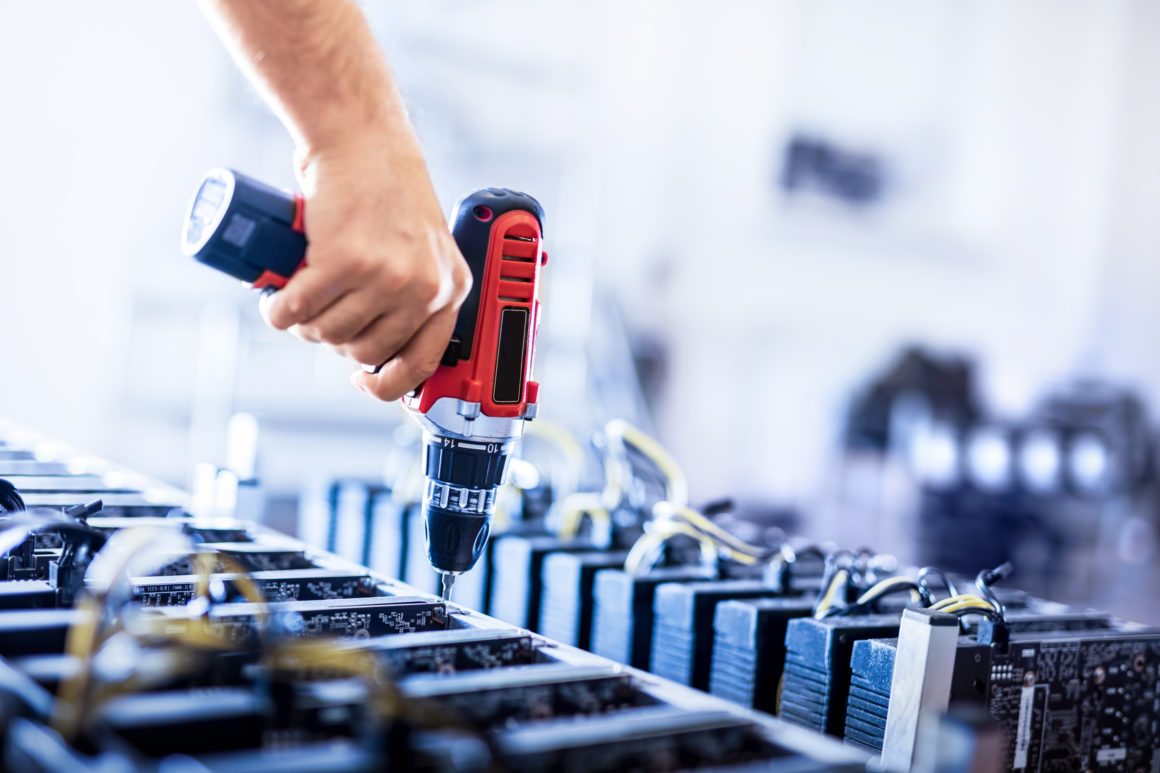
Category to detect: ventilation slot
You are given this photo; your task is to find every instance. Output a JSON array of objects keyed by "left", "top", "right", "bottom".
[
  {"left": 497, "top": 231, "right": 537, "bottom": 303},
  {"left": 501, "top": 233, "right": 538, "bottom": 264}
]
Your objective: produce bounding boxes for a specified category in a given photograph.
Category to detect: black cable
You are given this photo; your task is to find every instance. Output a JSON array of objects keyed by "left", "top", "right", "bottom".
[
  {"left": 831, "top": 577, "right": 923, "bottom": 617},
  {"left": 916, "top": 566, "right": 958, "bottom": 605},
  {"left": 0, "top": 479, "right": 24, "bottom": 514},
  {"left": 64, "top": 499, "right": 103, "bottom": 520},
  {"left": 975, "top": 561, "right": 1013, "bottom": 621},
  {"left": 769, "top": 544, "right": 826, "bottom": 593}
]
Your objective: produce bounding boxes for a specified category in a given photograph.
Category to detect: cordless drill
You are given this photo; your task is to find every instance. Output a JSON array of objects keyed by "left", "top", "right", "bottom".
[{"left": 181, "top": 169, "right": 547, "bottom": 599}]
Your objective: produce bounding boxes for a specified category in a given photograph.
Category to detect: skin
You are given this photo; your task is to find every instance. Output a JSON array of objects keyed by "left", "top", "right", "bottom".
[{"left": 196, "top": 0, "right": 471, "bottom": 401}]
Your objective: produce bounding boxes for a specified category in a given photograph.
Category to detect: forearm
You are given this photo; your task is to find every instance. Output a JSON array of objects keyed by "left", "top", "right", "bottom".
[{"left": 196, "top": 0, "right": 418, "bottom": 157}]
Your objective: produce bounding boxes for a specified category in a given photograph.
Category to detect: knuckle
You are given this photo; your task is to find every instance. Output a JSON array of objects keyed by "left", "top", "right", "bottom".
[
  {"left": 408, "top": 353, "right": 442, "bottom": 383},
  {"left": 311, "top": 320, "right": 340, "bottom": 344},
  {"left": 414, "top": 271, "right": 441, "bottom": 308},
  {"left": 350, "top": 340, "right": 392, "bottom": 368},
  {"left": 379, "top": 262, "right": 411, "bottom": 292},
  {"left": 281, "top": 294, "right": 306, "bottom": 320},
  {"left": 349, "top": 253, "right": 380, "bottom": 279},
  {"left": 453, "top": 262, "right": 472, "bottom": 303},
  {"left": 456, "top": 257, "right": 473, "bottom": 289}
]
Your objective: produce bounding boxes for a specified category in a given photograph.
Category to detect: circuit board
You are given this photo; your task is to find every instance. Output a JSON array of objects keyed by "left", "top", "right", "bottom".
[
  {"left": 131, "top": 569, "right": 378, "bottom": 605},
  {"left": 366, "top": 628, "right": 537, "bottom": 674},
  {"left": 988, "top": 630, "right": 1160, "bottom": 772},
  {"left": 400, "top": 663, "right": 649, "bottom": 727},
  {"left": 155, "top": 596, "right": 449, "bottom": 645}
]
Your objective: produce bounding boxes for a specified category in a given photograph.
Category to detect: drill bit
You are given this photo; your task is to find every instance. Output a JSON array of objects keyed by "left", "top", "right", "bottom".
[{"left": 440, "top": 573, "right": 456, "bottom": 601}]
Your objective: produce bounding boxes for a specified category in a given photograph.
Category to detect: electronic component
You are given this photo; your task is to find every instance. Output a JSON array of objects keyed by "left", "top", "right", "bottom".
[
  {"left": 153, "top": 595, "right": 449, "bottom": 646},
  {"left": 538, "top": 549, "right": 628, "bottom": 649},
  {"left": 0, "top": 609, "right": 84, "bottom": 656},
  {"left": 481, "top": 706, "right": 783, "bottom": 773},
  {"left": 709, "top": 596, "right": 816, "bottom": 714},
  {"left": 399, "top": 663, "right": 648, "bottom": 728},
  {"left": 363, "top": 628, "right": 537, "bottom": 675},
  {"left": 591, "top": 565, "right": 717, "bottom": 669},
  {"left": 86, "top": 516, "right": 254, "bottom": 543},
  {"left": 18, "top": 492, "right": 184, "bottom": 517},
  {"left": 489, "top": 535, "right": 593, "bottom": 630},
  {"left": 130, "top": 568, "right": 379, "bottom": 606},
  {"left": 152, "top": 543, "right": 316, "bottom": 575},
  {"left": 0, "top": 581, "right": 57, "bottom": 610},
  {"left": 779, "top": 613, "right": 903, "bottom": 737},
  {"left": 986, "top": 627, "right": 1160, "bottom": 771},
  {"left": 848, "top": 616, "right": 1160, "bottom": 771},
  {"left": 650, "top": 579, "right": 786, "bottom": 690}
]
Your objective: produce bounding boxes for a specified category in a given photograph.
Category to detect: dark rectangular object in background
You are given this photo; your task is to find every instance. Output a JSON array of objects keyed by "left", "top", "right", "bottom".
[
  {"left": 590, "top": 566, "right": 715, "bottom": 670},
  {"left": 490, "top": 535, "right": 592, "bottom": 631},
  {"left": 539, "top": 550, "right": 628, "bottom": 649},
  {"left": 709, "top": 596, "right": 814, "bottom": 714},
  {"left": 779, "top": 614, "right": 902, "bottom": 738},
  {"left": 131, "top": 569, "right": 377, "bottom": 606},
  {"left": 364, "top": 628, "right": 537, "bottom": 675},
  {"left": 650, "top": 579, "right": 785, "bottom": 690}
]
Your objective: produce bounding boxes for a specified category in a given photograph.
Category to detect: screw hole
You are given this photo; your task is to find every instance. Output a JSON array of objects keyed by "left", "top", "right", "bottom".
[{"left": 473, "top": 205, "right": 493, "bottom": 222}]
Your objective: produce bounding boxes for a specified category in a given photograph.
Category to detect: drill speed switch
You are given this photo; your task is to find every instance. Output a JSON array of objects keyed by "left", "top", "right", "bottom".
[{"left": 181, "top": 169, "right": 548, "bottom": 596}]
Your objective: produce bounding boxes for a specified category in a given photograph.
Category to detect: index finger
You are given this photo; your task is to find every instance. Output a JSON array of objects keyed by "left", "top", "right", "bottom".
[
  {"left": 263, "top": 263, "right": 347, "bottom": 331},
  {"left": 352, "top": 305, "right": 458, "bottom": 403}
]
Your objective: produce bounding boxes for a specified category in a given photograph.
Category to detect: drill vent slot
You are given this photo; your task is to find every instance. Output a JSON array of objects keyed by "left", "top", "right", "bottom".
[
  {"left": 501, "top": 232, "right": 538, "bottom": 264},
  {"left": 499, "top": 275, "right": 532, "bottom": 283}
]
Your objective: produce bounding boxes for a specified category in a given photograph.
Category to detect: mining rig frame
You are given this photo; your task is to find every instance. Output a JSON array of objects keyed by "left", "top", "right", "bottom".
[{"left": 0, "top": 422, "right": 866, "bottom": 773}]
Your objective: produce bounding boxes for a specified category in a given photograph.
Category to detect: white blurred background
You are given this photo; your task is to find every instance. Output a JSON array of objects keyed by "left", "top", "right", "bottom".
[{"left": 3, "top": 1, "right": 1160, "bottom": 616}]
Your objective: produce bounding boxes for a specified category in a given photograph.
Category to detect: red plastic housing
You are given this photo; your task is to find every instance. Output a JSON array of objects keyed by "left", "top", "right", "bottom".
[{"left": 405, "top": 209, "right": 546, "bottom": 420}]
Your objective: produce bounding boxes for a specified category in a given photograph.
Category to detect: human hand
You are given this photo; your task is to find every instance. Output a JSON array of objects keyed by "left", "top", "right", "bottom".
[{"left": 262, "top": 138, "right": 471, "bottom": 402}]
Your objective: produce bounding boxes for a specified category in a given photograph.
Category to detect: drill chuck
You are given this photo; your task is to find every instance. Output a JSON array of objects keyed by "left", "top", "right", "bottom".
[{"left": 421, "top": 436, "right": 511, "bottom": 574}]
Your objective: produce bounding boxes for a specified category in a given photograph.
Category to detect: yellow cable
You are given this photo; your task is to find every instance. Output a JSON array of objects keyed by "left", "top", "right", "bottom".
[
  {"left": 854, "top": 576, "right": 918, "bottom": 605},
  {"left": 605, "top": 420, "right": 688, "bottom": 507},
  {"left": 813, "top": 569, "right": 850, "bottom": 619},
  {"left": 525, "top": 418, "right": 585, "bottom": 497},
  {"left": 931, "top": 594, "right": 992, "bottom": 611},
  {"left": 623, "top": 521, "right": 717, "bottom": 576},
  {"left": 654, "top": 502, "right": 766, "bottom": 559},
  {"left": 53, "top": 526, "right": 197, "bottom": 740},
  {"left": 939, "top": 599, "right": 999, "bottom": 616},
  {"left": 556, "top": 492, "right": 612, "bottom": 540}
]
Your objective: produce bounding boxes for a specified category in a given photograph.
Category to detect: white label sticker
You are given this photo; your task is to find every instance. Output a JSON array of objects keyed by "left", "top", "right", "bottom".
[
  {"left": 1013, "top": 685, "right": 1035, "bottom": 769},
  {"left": 1097, "top": 748, "right": 1127, "bottom": 764}
]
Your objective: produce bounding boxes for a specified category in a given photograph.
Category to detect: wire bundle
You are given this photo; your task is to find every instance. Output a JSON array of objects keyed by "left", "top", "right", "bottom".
[
  {"left": 811, "top": 556, "right": 1009, "bottom": 624},
  {"left": 557, "top": 420, "right": 688, "bottom": 543}
]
